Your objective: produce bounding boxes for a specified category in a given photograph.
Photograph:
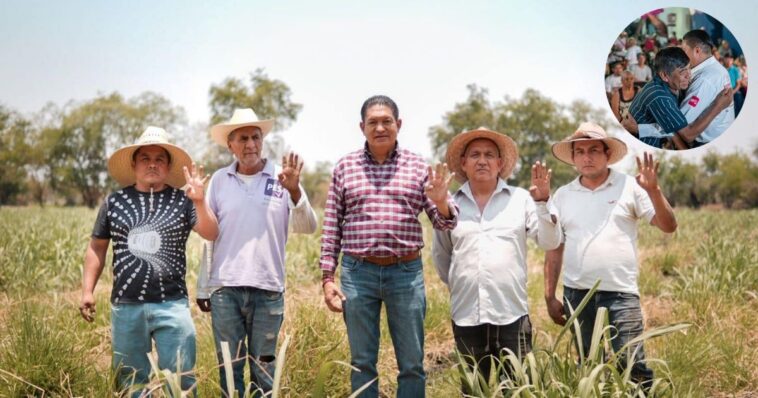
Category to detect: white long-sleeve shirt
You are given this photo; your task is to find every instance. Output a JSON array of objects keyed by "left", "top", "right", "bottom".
[{"left": 432, "top": 179, "right": 561, "bottom": 326}]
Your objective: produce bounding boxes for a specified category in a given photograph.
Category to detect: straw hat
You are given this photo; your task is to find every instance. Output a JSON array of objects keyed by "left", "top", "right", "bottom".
[
  {"left": 107, "top": 126, "right": 192, "bottom": 188},
  {"left": 445, "top": 127, "right": 519, "bottom": 183},
  {"left": 210, "top": 108, "right": 274, "bottom": 146},
  {"left": 551, "top": 122, "right": 627, "bottom": 165}
]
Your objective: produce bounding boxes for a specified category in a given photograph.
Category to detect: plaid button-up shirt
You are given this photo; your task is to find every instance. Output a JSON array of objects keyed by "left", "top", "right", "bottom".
[{"left": 320, "top": 143, "right": 458, "bottom": 278}]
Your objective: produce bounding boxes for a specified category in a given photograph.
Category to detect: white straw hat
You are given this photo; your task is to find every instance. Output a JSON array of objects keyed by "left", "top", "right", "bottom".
[
  {"left": 551, "top": 122, "right": 627, "bottom": 165},
  {"left": 210, "top": 108, "right": 274, "bottom": 146},
  {"left": 107, "top": 126, "right": 192, "bottom": 188},
  {"left": 445, "top": 127, "right": 519, "bottom": 183}
]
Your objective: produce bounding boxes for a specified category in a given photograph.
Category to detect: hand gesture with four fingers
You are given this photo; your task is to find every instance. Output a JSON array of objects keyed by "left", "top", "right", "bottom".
[
  {"left": 635, "top": 151, "right": 660, "bottom": 192},
  {"left": 183, "top": 163, "right": 209, "bottom": 203},
  {"left": 529, "top": 160, "right": 552, "bottom": 202},
  {"left": 278, "top": 152, "right": 304, "bottom": 193},
  {"left": 424, "top": 163, "right": 454, "bottom": 204}
]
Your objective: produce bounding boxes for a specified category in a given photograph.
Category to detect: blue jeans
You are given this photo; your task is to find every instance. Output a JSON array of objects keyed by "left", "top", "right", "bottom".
[
  {"left": 111, "top": 297, "right": 196, "bottom": 397},
  {"left": 563, "top": 287, "right": 654, "bottom": 383},
  {"left": 340, "top": 255, "right": 427, "bottom": 398},
  {"left": 210, "top": 286, "right": 284, "bottom": 397}
]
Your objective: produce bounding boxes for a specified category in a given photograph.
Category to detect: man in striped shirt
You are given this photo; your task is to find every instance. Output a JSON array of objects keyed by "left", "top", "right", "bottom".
[
  {"left": 624, "top": 47, "right": 733, "bottom": 149},
  {"left": 320, "top": 95, "right": 458, "bottom": 397}
]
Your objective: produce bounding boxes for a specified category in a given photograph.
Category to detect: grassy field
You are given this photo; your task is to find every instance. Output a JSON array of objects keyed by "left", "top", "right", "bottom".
[{"left": 0, "top": 206, "right": 756, "bottom": 397}]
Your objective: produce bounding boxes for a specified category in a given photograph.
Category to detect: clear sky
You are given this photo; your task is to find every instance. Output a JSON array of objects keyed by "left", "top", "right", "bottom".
[{"left": 1, "top": 0, "right": 755, "bottom": 167}]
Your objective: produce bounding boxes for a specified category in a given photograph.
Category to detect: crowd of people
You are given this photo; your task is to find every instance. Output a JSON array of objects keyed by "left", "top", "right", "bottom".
[{"left": 605, "top": 9, "right": 748, "bottom": 149}]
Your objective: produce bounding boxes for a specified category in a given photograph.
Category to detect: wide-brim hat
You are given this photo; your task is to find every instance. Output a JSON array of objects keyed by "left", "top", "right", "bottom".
[
  {"left": 210, "top": 108, "right": 274, "bottom": 146},
  {"left": 445, "top": 127, "right": 519, "bottom": 183},
  {"left": 551, "top": 122, "right": 627, "bottom": 166},
  {"left": 107, "top": 126, "right": 192, "bottom": 188}
]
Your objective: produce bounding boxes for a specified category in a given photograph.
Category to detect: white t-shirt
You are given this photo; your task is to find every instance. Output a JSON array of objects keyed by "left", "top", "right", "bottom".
[
  {"left": 630, "top": 64, "right": 652, "bottom": 83},
  {"left": 626, "top": 45, "right": 642, "bottom": 66},
  {"left": 550, "top": 169, "right": 655, "bottom": 294},
  {"left": 605, "top": 74, "right": 622, "bottom": 94}
]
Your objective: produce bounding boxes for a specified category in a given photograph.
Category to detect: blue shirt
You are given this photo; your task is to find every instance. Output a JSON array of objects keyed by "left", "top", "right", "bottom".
[{"left": 629, "top": 76, "right": 688, "bottom": 147}]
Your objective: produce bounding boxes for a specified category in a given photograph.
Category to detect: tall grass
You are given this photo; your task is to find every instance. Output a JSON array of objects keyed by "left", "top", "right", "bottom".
[{"left": 0, "top": 207, "right": 756, "bottom": 396}]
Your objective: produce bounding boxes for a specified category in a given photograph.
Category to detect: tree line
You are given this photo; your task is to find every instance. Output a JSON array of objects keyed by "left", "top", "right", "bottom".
[{"left": 1, "top": 79, "right": 755, "bottom": 209}]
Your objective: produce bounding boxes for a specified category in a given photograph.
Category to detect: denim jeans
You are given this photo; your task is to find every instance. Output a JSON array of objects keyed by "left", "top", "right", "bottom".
[
  {"left": 563, "top": 287, "right": 654, "bottom": 383},
  {"left": 210, "top": 286, "right": 284, "bottom": 398},
  {"left": 452, "top": 315, "right": 532, "bottom": 394},
  {"left": 340, "top": 255, "right": 426, "bottom": 398},
  {"left": 111, "top": 297, "right": 196, "bottom": 397}
]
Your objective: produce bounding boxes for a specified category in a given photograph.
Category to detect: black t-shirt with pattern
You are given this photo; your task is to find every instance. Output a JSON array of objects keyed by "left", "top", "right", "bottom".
[{"left": 92, "top": 186, "right": 198, "bottom": 304}]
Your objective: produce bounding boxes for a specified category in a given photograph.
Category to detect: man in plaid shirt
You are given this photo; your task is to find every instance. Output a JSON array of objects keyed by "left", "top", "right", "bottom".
[{"left": 320, "top": 95, "right": 458, "bottom": 397}]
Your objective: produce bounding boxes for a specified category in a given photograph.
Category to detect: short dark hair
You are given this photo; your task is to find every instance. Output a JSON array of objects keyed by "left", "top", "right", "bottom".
[
  {"left": 654, "top": 47, "right": 690, "bottom": 76},
  {"left": 683, "top": 30, "right": 713, "bottom": 55},
  {"left": 132, "top": 146, "right": 172, "bottom": 165},
  {"left": 360, "top": 95, "right": 399, "bottom": 122}
]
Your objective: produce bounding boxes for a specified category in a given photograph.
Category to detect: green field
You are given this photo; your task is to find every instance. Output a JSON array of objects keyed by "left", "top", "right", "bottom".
[{"left": 0, "top": 207, "right": 756, "bottom": 397}]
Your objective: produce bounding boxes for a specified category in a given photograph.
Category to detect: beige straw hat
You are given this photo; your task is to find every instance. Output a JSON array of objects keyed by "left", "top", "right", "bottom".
[
  {"left": 210, "top": 108, "right": 274, "bottom": 146},
  {"left": 445, "top": 127, "right": 519, "bottom": 183},
  {"left": 551, "top": 122, "right": 627, "bottom": 165},
  {"left": 107, "top": 126, "right": 192, "bottom": 188}
]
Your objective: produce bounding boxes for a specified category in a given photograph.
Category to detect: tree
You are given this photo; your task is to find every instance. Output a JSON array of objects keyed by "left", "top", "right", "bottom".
[
  {"left": 45, "top": 92, "right": 185, "bottom": 207},
  {"left": 300, "top": 161, "right": 333, "bottom": 209},
  {"left": 205, "top": 69, "right": 302, "bottom": 171},
  {"left": 429, "top": 86, "right": 614, "bottom": 189},
  {"left": 0, "top": 105, "right": 33, "bottom": 205},
  {"left": 713, "top": 152, "right": 757, "bottom": 209},
  {"left": 657, "top": 155, "right": 703, "bottom": 207}
]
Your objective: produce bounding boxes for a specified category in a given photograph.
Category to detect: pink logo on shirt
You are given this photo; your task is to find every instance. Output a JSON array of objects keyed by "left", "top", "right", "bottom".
[{"left": 688, "top": 96, "right": 700, "bottom": 107}]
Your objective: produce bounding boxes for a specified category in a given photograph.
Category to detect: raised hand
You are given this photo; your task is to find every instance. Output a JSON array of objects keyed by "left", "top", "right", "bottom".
[
  {"left": 424, "top": 163, "right": 455, "bottom": 205},
  {"left": 183, "top": 163, "right": 209, "bottom": 203},
  {"left": 529, "top": 160, "right": 552, "bottom": 202},
  {"left": 278, "top": 152, "right": 304, "bottom": 194},
  {"left": 635, "top": 152, "right": 660, "bottom": 192}
]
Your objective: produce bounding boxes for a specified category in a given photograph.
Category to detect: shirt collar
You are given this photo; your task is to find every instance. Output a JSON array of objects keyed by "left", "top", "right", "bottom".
[
  {"left": 691, "top": 56, "right": 717, "bottom": 74},
  {"left": 363, "top": 141, "right": 400, "bottom": 164},
  {"left": 225, "top": 159, "right": 273, "bottom": 177},
  {"left": 456, "top": 178, "right": 511, "bottom": 201},
  {"left": 568, "top": 168, "right": 619, "bottom": 192}
]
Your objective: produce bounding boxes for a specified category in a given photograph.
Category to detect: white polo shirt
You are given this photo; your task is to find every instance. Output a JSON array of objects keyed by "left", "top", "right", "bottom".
[
  {"left": 432, "top": 180, "right": 562, "bottom": 326},
  {"left": 550, "top": 169, "right": 655, "bottom": 294},
  {"left": 638, "top": 56, "right": 735, "bottom": 143}
]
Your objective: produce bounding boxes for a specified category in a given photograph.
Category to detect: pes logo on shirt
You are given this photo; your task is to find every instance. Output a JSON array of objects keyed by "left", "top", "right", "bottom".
[
  {"left": 264, "top": 178, "right": 285, "bottom": 198},
  {"left": 688, "top": 96, "right": 700, "bottom": 107}
]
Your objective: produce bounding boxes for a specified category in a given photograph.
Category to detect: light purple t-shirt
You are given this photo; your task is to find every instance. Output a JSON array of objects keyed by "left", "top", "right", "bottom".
[{"left": 205, "top": 160, "right": 306, "bottom": 292}]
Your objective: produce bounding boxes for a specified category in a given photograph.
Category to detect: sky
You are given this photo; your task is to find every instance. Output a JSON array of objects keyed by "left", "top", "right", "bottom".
[{"left": 1, "top": 0, "right": 756, "bottom": 170}]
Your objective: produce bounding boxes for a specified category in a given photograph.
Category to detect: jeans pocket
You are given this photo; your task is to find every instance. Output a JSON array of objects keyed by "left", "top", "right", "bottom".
[
  {"left": 400, "top": 258, "right": 422, "bottom": 273},
  {"left": 341, "top": 255, "right": 359, "bottom": 272},
  {"left": 263, "top": 290, "right": 283, "bottom": 301}
]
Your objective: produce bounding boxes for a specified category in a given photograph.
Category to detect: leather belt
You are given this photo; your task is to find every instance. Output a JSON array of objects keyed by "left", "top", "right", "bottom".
[{"left": 358, "top": 252, "right": 420, "bottom": 266}]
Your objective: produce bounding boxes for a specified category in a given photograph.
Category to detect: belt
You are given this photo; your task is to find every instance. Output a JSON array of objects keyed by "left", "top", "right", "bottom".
[{"left": 357, "top": 252, "right": 420, "bottom": 266}]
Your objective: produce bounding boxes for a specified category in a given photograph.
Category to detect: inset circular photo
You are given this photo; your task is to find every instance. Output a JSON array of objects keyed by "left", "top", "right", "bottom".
[{"left": 605, "top": 7, "right": 747, "bottom": 150}]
